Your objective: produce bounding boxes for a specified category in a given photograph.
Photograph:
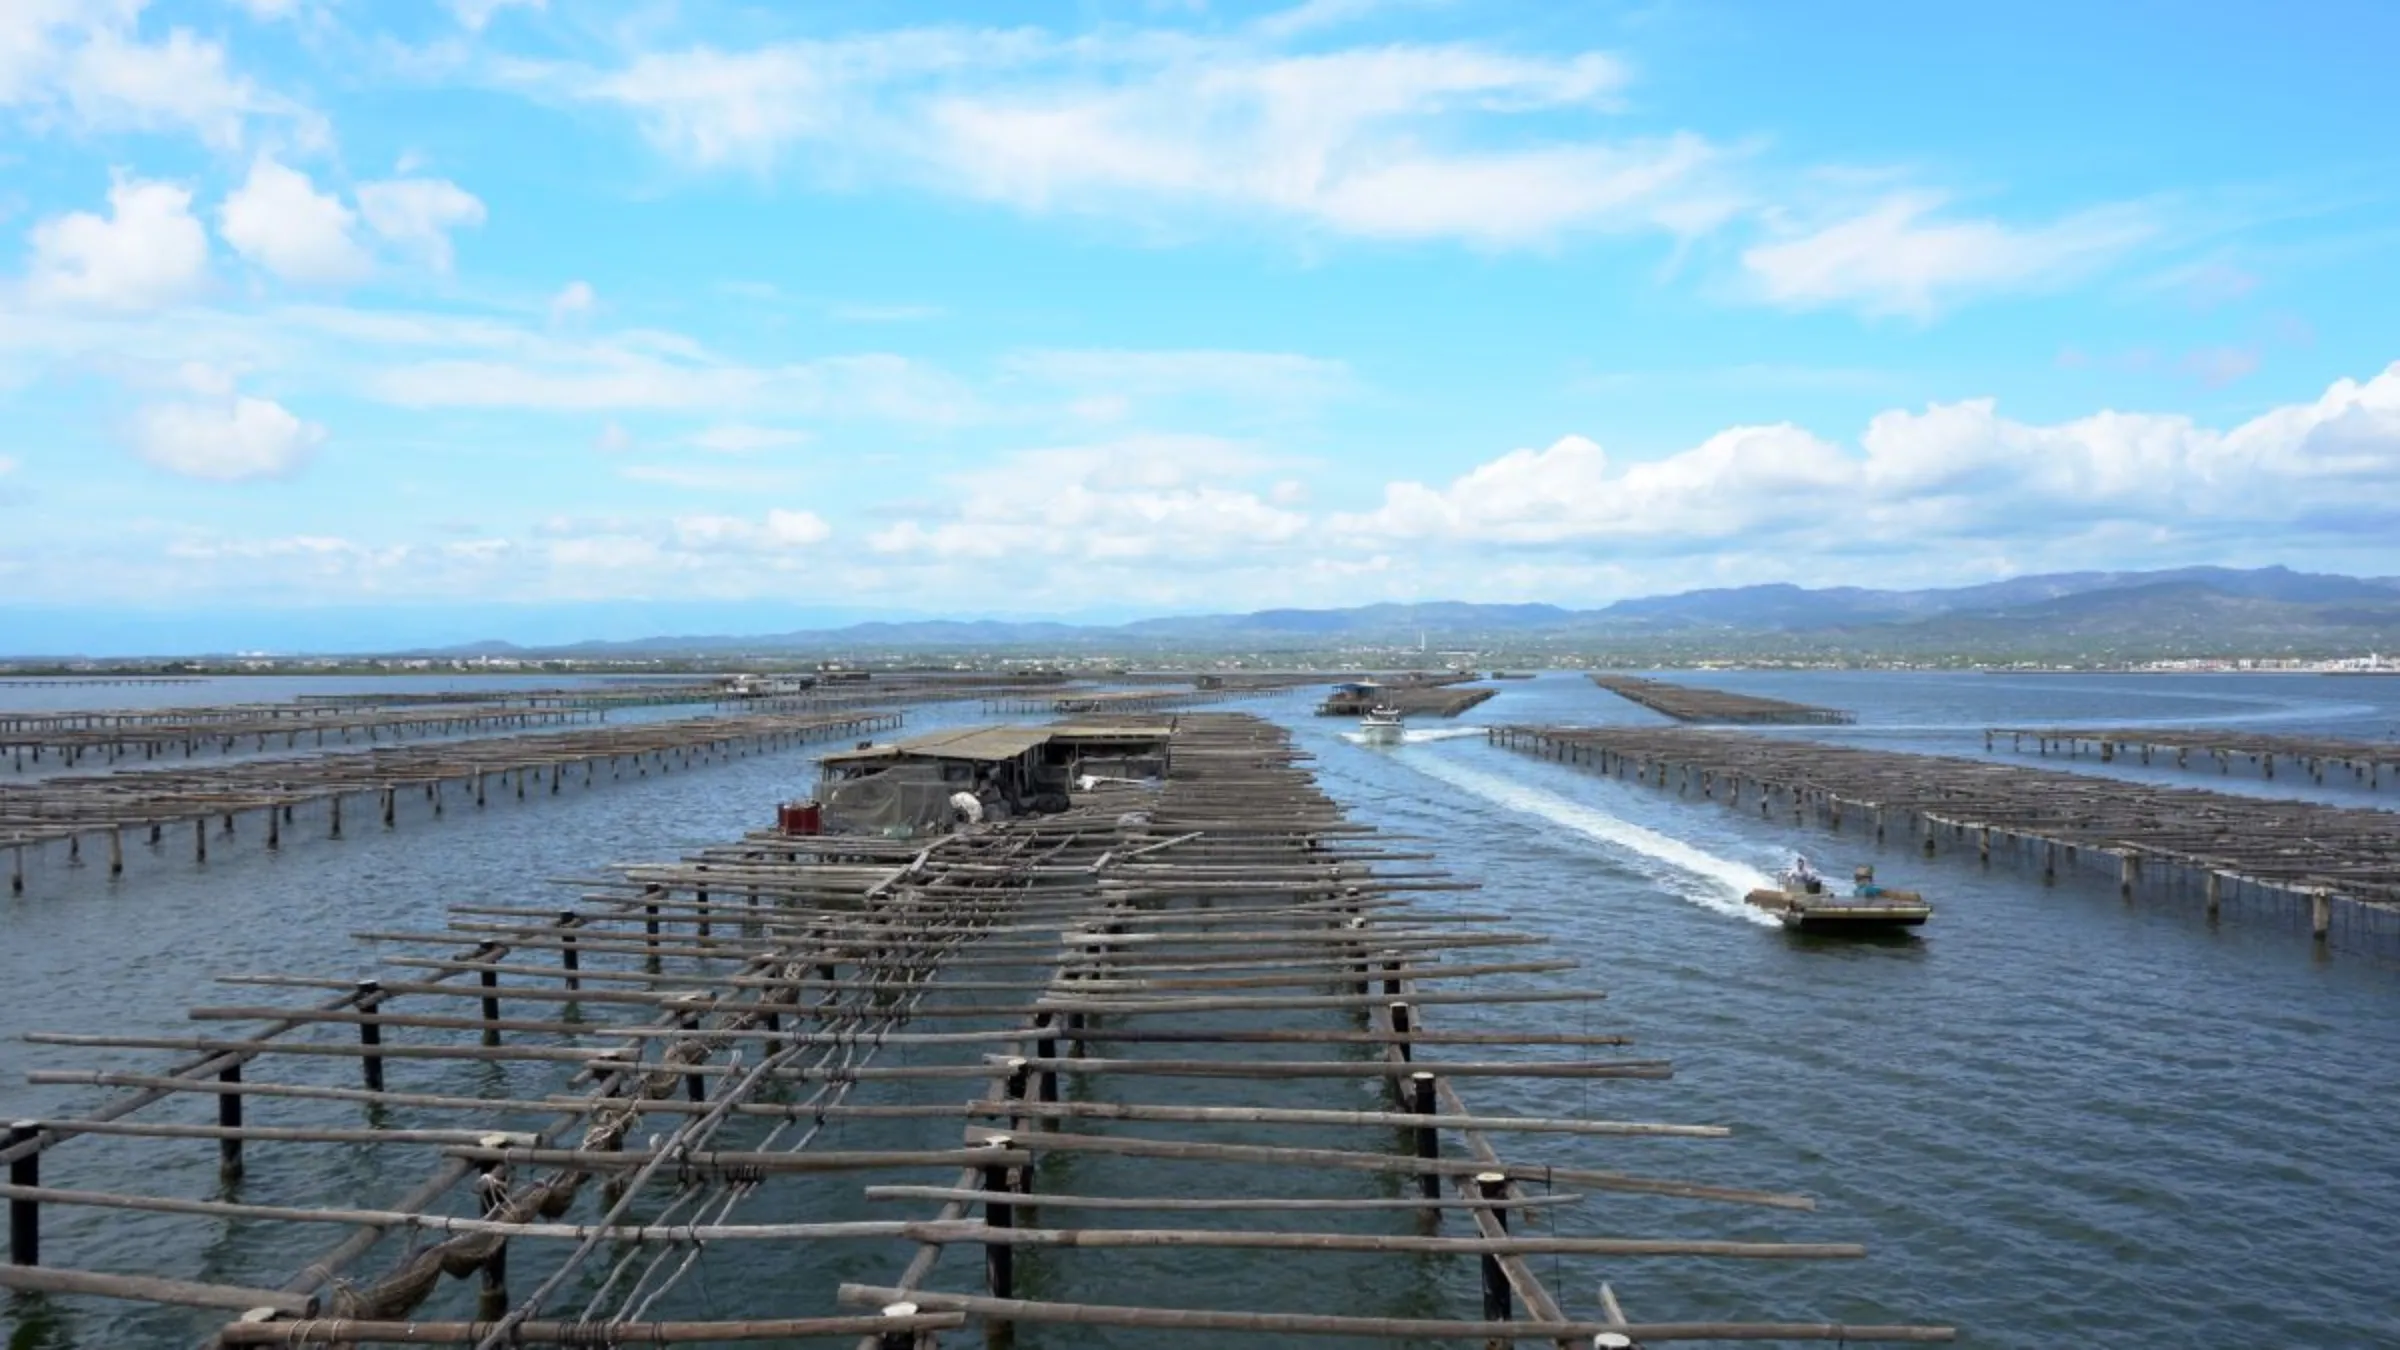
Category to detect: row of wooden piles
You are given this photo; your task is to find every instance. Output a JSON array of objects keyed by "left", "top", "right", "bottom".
[
  {"left": 1492, "top": 725, "right": 2400, "bottom": 941},
  {"left": 981, "top": 687, "right": 1240, "bottom": 715},
  {"left": 1, "top": 712, "right": 1951, "bottom": 1345},
  {"left": 1588, "top": 678, "right": 1854, "bottom": 726},
  {"left": 1, "top": 709, "right": 902, "bottom": 893},
  {"left": 1316, "top": 686, "right": 1499, "bottom": 718},
  {"left": 1986, "top": 727, "right": 2396, "bottom": 789},
  {"left": 5, "top": 705, "right": 603, "bottom": 771}
]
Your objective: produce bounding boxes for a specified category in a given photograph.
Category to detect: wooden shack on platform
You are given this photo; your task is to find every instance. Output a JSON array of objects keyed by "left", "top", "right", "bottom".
[{"left": 816, "top": 723, "right": 1173, "bottom": 834}]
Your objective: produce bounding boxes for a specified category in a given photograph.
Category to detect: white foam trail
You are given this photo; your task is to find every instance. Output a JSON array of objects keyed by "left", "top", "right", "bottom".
[
  {"left": 1337, "top": 726, "right": 1490, "bottom": 747},
  {"left": 1402, "top": 727, "right": 1486, "bottom": 744},
  {"left": 1409, "top": 754, "right": 1783, "bottom": 927}
]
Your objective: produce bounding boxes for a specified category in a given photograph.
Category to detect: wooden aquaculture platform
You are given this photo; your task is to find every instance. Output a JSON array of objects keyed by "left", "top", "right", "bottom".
[
  {"left": 0, "top": 675, "right": 205, "bottom": 686},
  {"left": 1987, "top": 727, "right": 2399, "bottom": 790},
  {"left": 0, "top": 702, "right": 361, "bottom": 733},
  {"left": 1317, "top": 684, "right": 1498, "bottom": 718},
  {"left": 981, "top": 686, "right": 1237, "bottom": 716},
  {"left": 1590, "top": 675, "right": 1855, "bottom": 725},
  {"left": 5, "top": 704, "right": 599, "bottom": 771},
  {"left": 0, "top": 713, "right": 1952, "bottom": 1345},
  {"left": 1494, "top": 725, "right": 2400, "bottom": 944},
  {"left": 1, "top": 710, "right": 901, "bottom": 894},
  {"left": 295, "top": 682, "right": 738, "bottom": 711}
]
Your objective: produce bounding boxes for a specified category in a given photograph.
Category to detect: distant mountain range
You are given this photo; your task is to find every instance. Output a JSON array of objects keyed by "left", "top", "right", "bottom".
[{"left": 409, "top": 565, "right": 2400, "bottom": 660}]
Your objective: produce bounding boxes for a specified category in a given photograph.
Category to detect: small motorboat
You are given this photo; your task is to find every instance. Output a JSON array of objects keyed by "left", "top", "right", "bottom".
[
  {"left": 1746, "top": 863, "right": 1930, "bottom": 933},
  {"left": 1357, "top": 704, "right": 1406, "bottom": 745}
]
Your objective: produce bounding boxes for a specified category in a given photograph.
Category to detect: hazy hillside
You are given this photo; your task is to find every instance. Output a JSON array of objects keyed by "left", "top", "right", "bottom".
[{"left": 392, "top": 565, "right": 2400, "bottom": 660}]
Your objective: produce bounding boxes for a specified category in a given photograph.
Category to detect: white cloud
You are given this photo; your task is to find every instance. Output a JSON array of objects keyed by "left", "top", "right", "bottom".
[
  {"left": 672, "top": 508, "right": 830, "bottom": 551},
  {"left": 26, "top": 174, "right": 210, "bottom": 310},
  {"left": 593, "top": 421, "right": 633, "bottom": 452},
  {"left": 870, "top": 434, "right": 1309, "bottom": 562},
  {"left": 219, "top": 156, "right": 372, "bottom": 284},
  {"left": 230, "top": 0, "right": 305, "bottom": 19},
  {"left": 540, "top": 30, "right": 1734, "bottom": 247},
  {"left": 1742, "top": 192, "right": 2155, "bottom": 318},
  {"left": 370, "top": 350, "right": 979, "bottom": 424},
  {"left": 548, "top": 279, "right": 596, "bottom": 324},
  {"left": 686, "top": 423, "right": 810, "bottom": 453},
  {"left": 0, "top": 454, "right": 18, "bottom": 477},
  {"left": 449, "top": 0, "right": 545, "bottom": 32},
  {"left": 1336, "top": 362, "right": 2400, "bottom": 552},
  {"left": 357, "top": 177, "right": 487, "bottom": 271},
  {"left": 130, "top": 395, "right": 325, "bottom": 481},
  {"left": 4, "top": 6, "right": 325, "bottom": 150}
]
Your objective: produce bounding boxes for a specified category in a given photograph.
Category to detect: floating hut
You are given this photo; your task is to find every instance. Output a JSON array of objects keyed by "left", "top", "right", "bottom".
[{"left": 815, "top": 723, "right": 1174, "bottom": 832}]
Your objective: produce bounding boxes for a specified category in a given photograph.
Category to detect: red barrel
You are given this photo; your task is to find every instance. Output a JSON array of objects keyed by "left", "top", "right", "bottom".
[{"left": 778, "top": 801, "right": 823, "bottom": 836}]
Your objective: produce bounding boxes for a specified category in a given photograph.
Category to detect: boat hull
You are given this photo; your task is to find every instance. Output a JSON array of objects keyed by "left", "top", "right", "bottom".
[{"left": 1744, "top": 888, "right": 1930, "bottom": 932}]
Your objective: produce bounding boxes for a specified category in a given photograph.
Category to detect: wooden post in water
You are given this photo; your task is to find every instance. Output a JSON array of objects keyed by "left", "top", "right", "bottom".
[
  {"left": 878, "top": 1303, "right": 923, "bottom": 1350},
  {"left": 1410, "top": 1071, "right": 1440, "bottom": 1201},
  {"left": 6, "top": 1122, "right": 37, "bottom": 1267},
  {"left": 473, "top": 1134, "right": 510, "bottom": 1320},
  {"left": 2204, "top": 871, "right": 2223, "bottom": 919},
  {"left": 219, "top": 1063, "right": 244, "bottom": 1180},
  {"left": 479, "top": 961, "right": 502, "bottom": 1047},
  {"left": 1476, "top": 1171, "right": 1512, "bottom": 1329},
  {"left": 2311, "top": 889, "right": 2331, "bottom": 941},
  {"left": 356, "top": 980, "right": 386, "bottom": 1092},
  {"left": 556, "top": 911, "right": 580, "bottom": 992},
  {"left": 980, "top": 1136, "right": 1015, "bottom": 1301}
]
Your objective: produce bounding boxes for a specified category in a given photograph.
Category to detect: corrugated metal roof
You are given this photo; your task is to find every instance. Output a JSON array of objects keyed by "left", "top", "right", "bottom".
[{"left": 820, "top": 725, "right": 1054, "bottom": 765}]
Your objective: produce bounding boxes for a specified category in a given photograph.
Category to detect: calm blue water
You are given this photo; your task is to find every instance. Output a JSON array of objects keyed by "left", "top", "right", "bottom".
[{"left": 3, "top": 672, "right": 2397, "bottom": 1347}]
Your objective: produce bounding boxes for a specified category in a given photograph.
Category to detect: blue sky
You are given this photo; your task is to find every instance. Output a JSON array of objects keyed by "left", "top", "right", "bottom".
[{"left": 3, "top": 0, "right": 2397, "bottom": 644}]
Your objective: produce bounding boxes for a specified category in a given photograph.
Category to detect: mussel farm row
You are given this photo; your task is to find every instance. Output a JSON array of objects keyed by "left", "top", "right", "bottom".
[
  {"left": 1, "top": 713, "right": 1952, "bottom": 1345},
  {"left": 1492, "top": 725, "right": 2400, "bottom": 947}
]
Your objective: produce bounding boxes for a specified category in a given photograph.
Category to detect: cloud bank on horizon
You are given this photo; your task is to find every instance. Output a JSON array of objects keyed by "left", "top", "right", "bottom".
[{"left": 2, "top": 0, "right": 2397, "bottom": 627}]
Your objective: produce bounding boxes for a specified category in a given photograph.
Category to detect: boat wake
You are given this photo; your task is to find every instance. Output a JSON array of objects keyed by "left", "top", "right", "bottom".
[
  {"left": 1338, "top": 726, "right": 1487, "bottom": 747},
  {"left": 1409, "top": 754, "right": 1783, "bottom": 927}
]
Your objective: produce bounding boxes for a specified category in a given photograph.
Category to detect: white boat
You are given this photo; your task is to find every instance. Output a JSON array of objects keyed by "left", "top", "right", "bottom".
[{"left": 1357, "top": 705, "right": 1406, "bottom": 744}]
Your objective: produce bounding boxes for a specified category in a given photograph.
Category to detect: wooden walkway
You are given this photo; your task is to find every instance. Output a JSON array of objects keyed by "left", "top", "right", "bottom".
[
  {"left": 1590, "top": 676, "right": 1854, "bottom": 725},
  {"left": 1, "top": 710, "right": 900, "bottom": 893},
  {"left": 1494, "top": 725, "right": 2400, "bottom": 942},
  {"left": 1987, "top": 727, "right": 2398, "bottom": 789},
  {"left": 0, "top": 713, "right": 1951, "bottom": 1345}
]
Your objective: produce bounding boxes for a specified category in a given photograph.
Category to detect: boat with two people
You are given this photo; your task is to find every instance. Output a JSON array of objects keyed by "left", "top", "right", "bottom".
[{"left": 1746, "top": 856, "right": 1932, "bottom": 933}]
